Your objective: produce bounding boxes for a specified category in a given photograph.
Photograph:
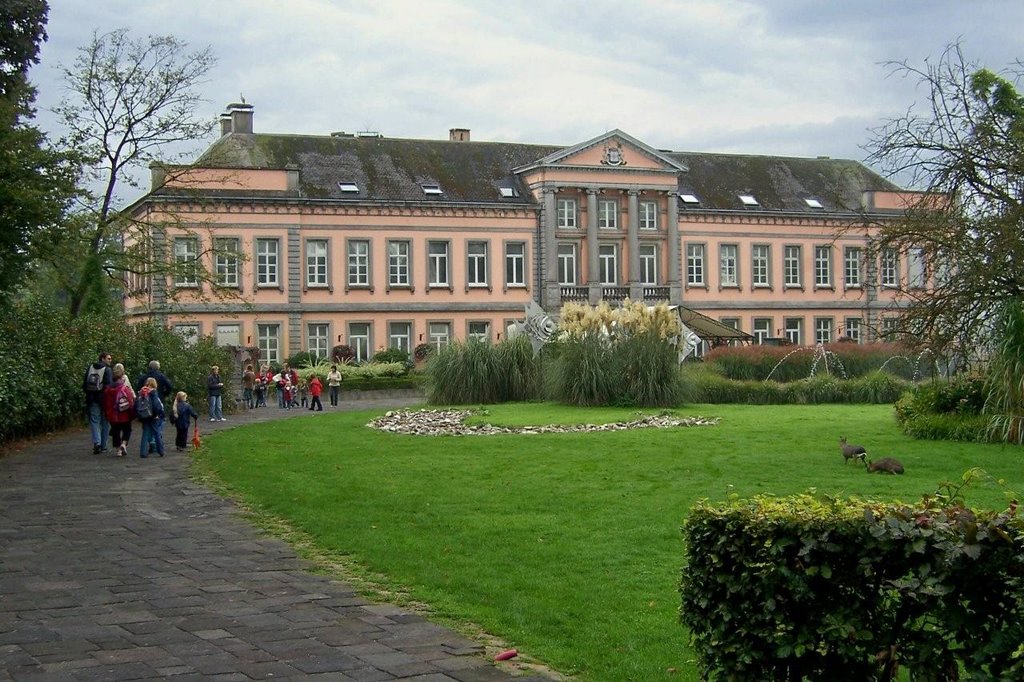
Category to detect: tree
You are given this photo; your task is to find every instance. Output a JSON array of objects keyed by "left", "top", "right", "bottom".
[
  {"left": 862, "top": 44, "right": 1024, "bottom": 369},
  {"left": 0, "top": 0, "right": 76, "bottom": 299},
  {"left": 44, "top": 28, "right": 221, "bottom": 317}
]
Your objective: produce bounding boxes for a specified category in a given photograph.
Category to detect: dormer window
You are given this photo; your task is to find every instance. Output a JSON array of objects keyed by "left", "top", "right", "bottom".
[
  {"left": 499, "top": 186, "right": 519, "bottom": 198},
  {"left": 804, "top": 198, "right": 824, "bottom": 209},
  {"left": 338, "top": 182, "right": 359, "bottom": 193},
  {"left": 739, "top": 194, "right": 759, "bottom": 206},
  {"left": 680, "top": 194, "right": 700, "bottom": 204},
  {"left": 421, "top": 184, "right": 443, "bottom": 195}
]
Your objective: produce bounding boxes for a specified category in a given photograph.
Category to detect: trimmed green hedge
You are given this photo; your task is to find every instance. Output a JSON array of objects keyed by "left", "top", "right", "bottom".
[
  {"left": 684, "top": 364, "right": 911, "bottom": 404},
  {"left": 703, "top": 342, "right": 929, "bottom": 382},
  {"left": 680, "top": 494, "right": 1024, "bottom": 680}
]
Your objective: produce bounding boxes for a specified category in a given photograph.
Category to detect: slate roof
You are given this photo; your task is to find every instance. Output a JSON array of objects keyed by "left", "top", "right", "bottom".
[{"left": 163, "top": 130, "right": 902, "bottom": 216}]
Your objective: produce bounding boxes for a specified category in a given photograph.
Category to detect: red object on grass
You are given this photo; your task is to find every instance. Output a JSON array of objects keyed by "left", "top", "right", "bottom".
[
  {"left": 192, "top": 421, "right": 202, "bottom": 449},
  {"left": 494, "top": 649, "right": 518, "bottom": 661}
]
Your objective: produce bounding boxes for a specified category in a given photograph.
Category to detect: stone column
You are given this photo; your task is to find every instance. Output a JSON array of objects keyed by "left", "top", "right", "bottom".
[
  {"left": 667, "top": 193, "right": 681, "bottom": 303},
  {"left": 543, "top": 188, "right": 558, "bottom": 310},
  {"left": 627, "top": 190, "right": 641, "bottom": 301},
  {"left": 587, "top": 189, "right": 600, "bottom": 304}
]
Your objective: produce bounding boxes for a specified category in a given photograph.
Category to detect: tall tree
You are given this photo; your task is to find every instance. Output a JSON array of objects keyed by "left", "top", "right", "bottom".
[
  {"left": 46, "top": 28, "right": 219, "bottom": 317},
  {"left": 0, "top": 0, "right": 76, "bottom": 299},
  {"left": 863, "top": 44, "right": 1024, "bottom": 368}
]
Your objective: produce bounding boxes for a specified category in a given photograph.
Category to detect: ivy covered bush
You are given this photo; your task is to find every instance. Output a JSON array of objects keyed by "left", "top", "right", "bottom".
[{"left": 680, "top": 492, "right": 1023, "bottom": 681}]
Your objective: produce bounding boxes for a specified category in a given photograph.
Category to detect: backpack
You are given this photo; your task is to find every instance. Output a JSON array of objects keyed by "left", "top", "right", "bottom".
[
  {"left": 135, "top": 391, "right": 154, "bottom": 420},
  {"left": 85, "top": 365, "right": 105, "bottom": 392},
  {"left": 114, "top": 384, "right": 133, "bottom": 414}
]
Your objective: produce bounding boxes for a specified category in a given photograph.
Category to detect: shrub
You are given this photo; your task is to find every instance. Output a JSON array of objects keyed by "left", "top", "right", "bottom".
[
  {"left": 681, "top": 365, "right": 911, "bottom": 405},
  {"left": 494, "top": 335, "right": 542, "bottom": 402},
  {"left": 545, "top": 331, "right": 618, "bottom": 407},
  {"left": 372, "top": 346, "right": 412, "bottom": 369},
  {"left": 895, "top": 377, "right": 989, "bottom": 442},
  {"left": 984, "top": 299, "right": 1024, "bottom": 444},
  {"left": 680, "top": 494, "right": 1024, "bottom": 680},
  {"left": 426, "top": 340, "right": 503, "bottom": 404},
  {"left": 703, "top": 342, "right": 922, "bottom": 382},
  {"left": 331, "top": 344, "right": 354, "bottom": 363}
]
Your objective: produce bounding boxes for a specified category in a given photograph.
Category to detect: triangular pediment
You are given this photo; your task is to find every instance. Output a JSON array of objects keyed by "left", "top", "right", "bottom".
[{"left": 516, "top": 129, "right": 688, "bottom": 174}]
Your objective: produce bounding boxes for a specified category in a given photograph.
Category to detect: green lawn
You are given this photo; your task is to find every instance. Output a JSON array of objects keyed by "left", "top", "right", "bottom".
[{"left": 195, "top": 403, "right": 1023, "bottom": 681}]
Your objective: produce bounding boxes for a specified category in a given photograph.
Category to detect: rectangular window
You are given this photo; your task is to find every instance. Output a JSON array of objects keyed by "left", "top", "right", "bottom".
[
  {"left": 306, "top": 239, "right": 328, "bottom": 287},
  {"left": 814, "top": 245, "right": 832, "bottom": 287},
  {"left": 307, "top": 323, "right": 329, "bottom": 361},
  {"left": 909, "top": 247, "right": 927, "bottom": 288},
  {"left": 256, "top": 238, "right": 279, "bottom": 287},
  {"left": 504, "top": 242, "right": 526, "bottom": 287},
  {"left": 784, "top": 245, "right": 802, "bottom": 287},
  {"left": 428, "top": 321, "right": 451, "bottom": 350},
  {"left": 639, "top": 201, "right": 658, "bottom": 230},
  {"left": 844, "top": 247, "right": 862, "bottom": 287},
  {"left": 720, "top": 244, "right": 738, "bottom": 287},
  {"left": 881, "top": 317, "right": 900, "bottom": 339},
  {"left": 467, "top": 241, "right": 488, "bottom": 287},
  {"left": 557, "top": 198, "right": 578, "bottom": 229},
  {"left": 751, "top": 244, "right": 770, "bottom": 287},
  {"left": 687, "top": 244, "right": 705, "bottom": 286},
  {"left": 599, "top": 244, "right": 618, "bottom": 285},
  {"left": 815, "top": 317, "right": 833, "bottom": 345},
  {"left": 173, "top": 237, "right": 199, "bottom": 287},
  {"left": 257, "top": 323, "right": 280, "bottom": 363},
  {"left": 753, "top": 318, "right": 772, "bottom": 344},
  {"left": 639, "top": 243, "right": 658, "bottom": 285},
  {"left": 844, "top": 317, "right": 862, "bottom": 343},
  {"left": 428, "top": 241, "right": 449, "bottom": 287},
  {"left": 347, "top": 239, "right": 369, "bottom": 287},
  {"left": 388, "top": 322, "right": 412, "bottom": 352},
  {"left": 388, "top": 240, "right": 410, "bottom": 287},
  {"left": 881, "top": 248, "right": 899, "bottom": 288},
  {"left": 349, "top": 322, "right": 371, "bottom": 362},
  {"left": 784, "top": 317, "right": 803, "bottom": 345},
  {"left": 173, "top": 324, "right": 199, "bottom": 345},
  {"left": 214, "top": 237, "right": 239, "bottom": 287},
  {"left": 557, "top": 243, "right": 577, "bottom": 286},
  {"left": 598, "top": 199, "right": 618, "bottom": 229},
  {"left": 468, "top": 320, "right": 491, "bottom": 342},
  {"left": 215, "top": 324, "right": 241, "bottom": 346}
]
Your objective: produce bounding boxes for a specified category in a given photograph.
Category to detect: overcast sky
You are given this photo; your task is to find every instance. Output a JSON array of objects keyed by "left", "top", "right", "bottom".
[{"left": 29, "top": 0, "right": 1024, "bottom": 194}]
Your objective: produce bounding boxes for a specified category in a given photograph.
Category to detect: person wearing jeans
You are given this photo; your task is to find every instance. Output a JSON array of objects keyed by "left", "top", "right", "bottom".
[
  {"left": 83, "top": 352, "right": 112, "bottom": 453},
  {"left": 207, "top": 365, "right": 225, "bottom": 421}
]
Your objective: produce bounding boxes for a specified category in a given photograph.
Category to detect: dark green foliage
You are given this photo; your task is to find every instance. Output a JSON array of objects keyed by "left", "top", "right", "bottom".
[
  {"left": 287, "top": 350, "right": 320, "bottom": 368},
  {"left": 680, "top": 494, "right": 1024, "bottom": 681},
  {"left": 684, "top": 364, "right": 911, "bottom": 405},
  {"left": 426, "top": 339, "right": 504, "bottom": 404},
  {"left": 493, "top": 335, "right": 542, "bottom": 402},
  {"left": 895, "top": 376, "right": 989, "bottom": 441},
  {"left": 371, "top": 346, "right": 412, "bottom": 369},
  {"left": 545, "top": 332, "right": 618, "bottom": 407},
  {"left": 616, "top": 330, "right": 687, "bottom": 407},
  {"left": 703, "top": 342, "right": 920, "bottom": 382},
  {"left": 0, "top": 296, "right": 232, "bottom": 444},
  {"left": 984, "top": 299, "right": 1024, "bottom": 444}
]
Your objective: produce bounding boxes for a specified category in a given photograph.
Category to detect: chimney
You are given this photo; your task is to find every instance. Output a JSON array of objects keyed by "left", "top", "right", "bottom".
[
  {"left": 219, "top": 112, "right": 233, "bottom": 136},
  {"left": 227, "top": 102, "right": 254, "bottom": 134},
  {"left": 150, "top": 162, "right": 167, "bottom": 190},
  {"left": 449, "top": 127, "right": 470, "bottom": 142}
]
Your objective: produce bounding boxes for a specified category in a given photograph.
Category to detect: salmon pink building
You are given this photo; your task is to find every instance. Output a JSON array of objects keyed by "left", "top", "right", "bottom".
[{"left": 126, "top": 102, "right": 919, "bottom": 363}]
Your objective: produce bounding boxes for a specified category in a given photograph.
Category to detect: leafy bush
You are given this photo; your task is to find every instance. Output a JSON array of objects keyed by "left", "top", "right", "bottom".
[
  {"left": 682, "top": 364, "right": 910, "bottom": 405},
  {"left": 680, "top": 493, "right": 1024, "bottom": 680},
  {"left": 703, "top": 342, "right": 924, "bottom": 382},
  {"left": 895, "top": 376, "right": 989, "bottom": 442},
  {"left": 371, "top": 346, "right": 412, "bottom": 369},
  {"left": 426, "top": 339, "right": 504, "bottom": 404}
]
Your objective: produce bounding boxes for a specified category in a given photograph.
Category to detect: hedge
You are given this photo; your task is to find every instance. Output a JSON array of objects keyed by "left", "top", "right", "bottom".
[
  {"left": 703, "top": 342, "right": 930, "bottom": 383},
  {"left": 680, "top": 493, "right": 1024, "bottom": 680},
  {"left": 684, "top": 365, "right": 911, "bottom": 405}
]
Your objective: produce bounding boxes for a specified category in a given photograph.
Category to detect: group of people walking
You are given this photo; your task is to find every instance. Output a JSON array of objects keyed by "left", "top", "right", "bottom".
[
  {"left": 240, "top": 363, "right": 344, "bottom": 411},
  {"left": 82, "top": 353, "right": 201, "bottom": 458}
]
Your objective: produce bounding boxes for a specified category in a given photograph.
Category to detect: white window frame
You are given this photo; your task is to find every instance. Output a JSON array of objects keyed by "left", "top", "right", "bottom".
[
  {"left": 844, "top": 247, "right": 862, "bottom": 288},
  {"left": 814, "top": 245, "right": 832, "bottom": 288},
  {"left": 214, "top": 237, "right": 239, "bottom": 288},
  {"left": 639, "top": 200, "right": 658, "bottom": 230},
  {"left": 388, "top": 240, "right": 411, "bottom": 287},
  {"left": 174, "top": 324, "right": 200, "bottom": 345},
  {"left": 388, "top": 321, "right": 412, "bottom": 352},
  {"left": 467, "top": 240, "right": 489, "bottom": 288},
  {"left": 844, "top": 317, "right": 862, "bottom": 343},
  {"left": 173, "top": 236, "right": 200, "bottom": 288},
  {"left": 909, "top": 247, "right": 927, "bottom": 288},
  {"left": 348, "top": 322, "right": 371, "bottom": 362},
  {"left": 784, "top": 245, "right": 802, "bottom": 287},
  {"left": 881, "top": 248, "right": 899, "bottom": 288},
  {"left": 428, "top": 240, "right": 450, "bottom": 288},
  {"left": 815, "top": 317, "right": 833, "bottom": 345},
  {"left": 307, "top": 323, "right": 330, "bottom": 361},
  {"left": 467, "top": 320, "right": 491, "bottom": 342},
  {"left": 598, "top": 199, "right": 618, "bottom": 229},
  {"left": 256, "top": 238, "right": 279, "bottom": 288},
  {"left": 558, "top": 243, "right": 577, "bottom": 286},
  {"left": 881, "top": 317, "right": 900, "bottom": 339},
  {"left": 504, "top": 241, "right": 526, "bottom": 287},
  {"left": 306, "top": 239, "right": 329, "bottom": 288},
  {"left": 347, "top": 239, "right": 370, "bottom": 287},
  {"left": 784, "top": 317, "right": 802, "bottom": 345},
  {"left": 751, "top": 244, "right": 770, "bottom": 288},
  {"left": 599, "top": 243, "right": 618, "bottom": 285},
  {"left": 257, "top": 323, "right": 280, "bottom": 364},
  {"left": 639, "top": 243, "right": 658, "bottom": 285},
  {"left": 428, "top": 321, "right": 452, "bottom": 351},
  {"left": 557, "top": 198, "right": 578, "bottom": 229},
  {"left": 753, "top": 318, "right": 772, "bottom": 344},
  {"left": 687, "top": 243, "right": 705, "bottom": 286},
  {"left": 720, "top": 244, "right": 738, "bottom": 287}
]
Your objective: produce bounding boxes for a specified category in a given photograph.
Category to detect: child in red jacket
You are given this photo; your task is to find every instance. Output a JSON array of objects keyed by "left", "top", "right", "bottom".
[{"left": 308, "top": 375, "right": 324, "bottom": 412}]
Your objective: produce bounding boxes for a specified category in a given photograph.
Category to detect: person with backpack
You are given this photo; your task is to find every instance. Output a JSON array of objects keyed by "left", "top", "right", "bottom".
[
  {"left": 104, "top": 363, "right": 136, "bottom": 457},
  {"left": 83, "top": 351, "right": 113, "bottom": 454},
  {"left": 135, "top": 359, "right": 174, "bottom": 454},
  {"left": 136, "top": 377, "right": 165, "bottom": 458}
]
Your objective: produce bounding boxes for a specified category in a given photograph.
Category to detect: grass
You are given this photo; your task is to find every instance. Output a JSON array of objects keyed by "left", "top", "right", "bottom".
[{"left": 193, "top": 403, "right": 1024, "bottom": 681}]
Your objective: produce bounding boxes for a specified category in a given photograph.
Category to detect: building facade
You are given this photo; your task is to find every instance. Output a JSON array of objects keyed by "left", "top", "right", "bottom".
[{"left": 126, "top": 102, "right": 920, "bottom": 363}]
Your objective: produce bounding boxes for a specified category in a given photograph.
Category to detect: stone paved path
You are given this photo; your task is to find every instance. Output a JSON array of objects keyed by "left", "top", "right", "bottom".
[{"left": 0, "top": 398, "right": 552, "bottom": 681}]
